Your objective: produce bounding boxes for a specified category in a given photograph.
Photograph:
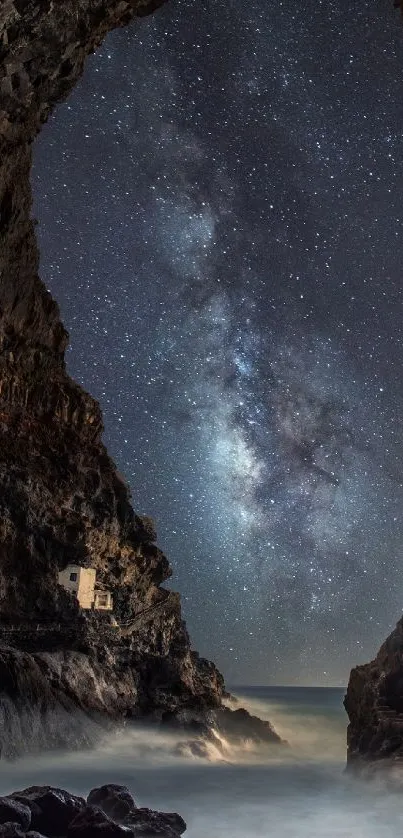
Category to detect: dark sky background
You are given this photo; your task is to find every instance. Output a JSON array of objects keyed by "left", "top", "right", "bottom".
[{"left": 32, "top": 0, "right": 403, "bottom": 685}]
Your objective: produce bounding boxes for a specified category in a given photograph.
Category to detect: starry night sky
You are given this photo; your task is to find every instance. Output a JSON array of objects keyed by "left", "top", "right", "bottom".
[{"left": 32, "top": 0, "right": 403, "bottom": 685}]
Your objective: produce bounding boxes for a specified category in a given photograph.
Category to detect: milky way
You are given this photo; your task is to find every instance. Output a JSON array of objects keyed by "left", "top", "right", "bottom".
[{"left": 33, "top": 0, "right": 403, "bottom": 684}]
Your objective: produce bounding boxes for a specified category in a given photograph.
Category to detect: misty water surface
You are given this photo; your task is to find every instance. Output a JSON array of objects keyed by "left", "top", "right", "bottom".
[{"left": 1, "top": 688, "right": 402, "bottom": 838}]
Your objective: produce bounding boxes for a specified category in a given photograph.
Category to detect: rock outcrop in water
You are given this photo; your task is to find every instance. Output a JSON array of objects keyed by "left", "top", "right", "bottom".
[
  {"left": 0, "top": 783, "right": 186, "bottom": 838},
  {"left": 345, "top": 615, "right": 403, "bottom": 770},
  {"left": 0, "top": 2, "right": 282, "bottom": 757}
]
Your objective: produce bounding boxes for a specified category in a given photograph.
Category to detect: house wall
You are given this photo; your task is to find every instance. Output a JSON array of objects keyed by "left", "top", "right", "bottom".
[
  {"left": 58, "top": 565, "right": 96, "bottom": 609},
  {"left": 77, "top": 568, "right": 96, "bottom": 609},
  {"left": 58, "top": 564, "right": 81, "bottom": 594}
]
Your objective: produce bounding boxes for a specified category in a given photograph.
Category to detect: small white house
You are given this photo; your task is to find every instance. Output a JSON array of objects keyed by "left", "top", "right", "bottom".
[{"left": 58, "top": 564, "right": 113, "bottom": 611}]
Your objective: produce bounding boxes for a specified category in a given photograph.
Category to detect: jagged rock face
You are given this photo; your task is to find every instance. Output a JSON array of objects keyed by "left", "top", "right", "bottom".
[
  {"left": 0, "top": 0, "right": 228, "bottom": 755},
  {"left": 345, "top": 616, "right": 403, "bottom": 770}
]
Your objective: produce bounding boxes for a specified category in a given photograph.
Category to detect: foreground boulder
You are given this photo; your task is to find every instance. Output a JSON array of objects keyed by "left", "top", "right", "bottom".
[
  {"left": 345, "top": 615, "right": 403, "bottom": 770},
  {"left": 0, "top": 786, "right": 185, "bottom": 838},
  {"left": 10, "top": 789, "right": 85, "bottom": 837},
  {"left": 0, "top": 827, "right": 36, "bottom": 838},
  {"left": 86, "top": 786, "right": 136, "bottom": 821},
  {"left": 83, "top": 785, "right": 186, "bottom": 837},
  {"left": 68, "top": 806, "right": 131, "bottom": 838},
  {"left": 69, "top": 806, "right": 185, "bottom": 838},
  {"left": 121, "top": 810, "right": 186, "bottom": 837},
  {"left": 0, "top": 800, "right": 31, "bottom": 832}
]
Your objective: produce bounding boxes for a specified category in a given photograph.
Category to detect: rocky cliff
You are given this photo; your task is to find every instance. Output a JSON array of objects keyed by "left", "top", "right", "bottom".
[
  {"left": 0, "top": 2, "right": 282, "bottom": 757},
  {"left": 345, "top": 616, "right": 403, "bottom": 771},
  {"left": 344, "top": 1, "right": 403, "bottom": 774}
]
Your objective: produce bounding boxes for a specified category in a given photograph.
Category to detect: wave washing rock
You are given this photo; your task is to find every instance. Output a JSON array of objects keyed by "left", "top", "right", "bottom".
[
  {"left": 345, "top": 615, "right": 403, "bottom": 771},
  {"left": 0, "top": 783, "right": 186, "bottom": 838},
  {"left": 0, "top": 2, "right": 283, "bottom": 757}
]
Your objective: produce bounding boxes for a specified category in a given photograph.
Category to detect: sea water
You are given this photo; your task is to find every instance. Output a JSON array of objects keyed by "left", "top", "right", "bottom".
[{"left": 1, "top": 686, "right": 403, "bottom": 838}]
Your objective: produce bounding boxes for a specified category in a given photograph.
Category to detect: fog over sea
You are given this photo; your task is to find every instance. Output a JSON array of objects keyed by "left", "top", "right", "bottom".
[{"left": 1, "top": 687, "right": 403, "bottom": 838}]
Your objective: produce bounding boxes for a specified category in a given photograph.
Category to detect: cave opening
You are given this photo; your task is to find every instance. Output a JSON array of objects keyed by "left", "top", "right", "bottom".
[{"left": 29, "top": 0, "right": 403, "bottom": 687}]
